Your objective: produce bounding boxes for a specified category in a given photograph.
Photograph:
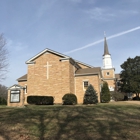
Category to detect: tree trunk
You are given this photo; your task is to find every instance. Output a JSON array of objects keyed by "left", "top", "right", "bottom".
[{"left": 135, "top": 93, "right": 139, "bottom": 100}]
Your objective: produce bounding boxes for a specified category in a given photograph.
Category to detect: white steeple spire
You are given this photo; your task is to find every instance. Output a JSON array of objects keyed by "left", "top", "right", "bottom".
[{"left": 103, "top": 36, "right": 113, "bottom": 69}]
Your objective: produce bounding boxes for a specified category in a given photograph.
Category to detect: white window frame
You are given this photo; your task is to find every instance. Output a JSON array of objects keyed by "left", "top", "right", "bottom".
[
  {"left": 25, "top": 85, "right": 27, "bottom": 94},
  {"left": 10, "top": 90, "right": 20, "bottom": 103},
  {"left": 83, "top": 80, "right": 89, "bottom": 91}
]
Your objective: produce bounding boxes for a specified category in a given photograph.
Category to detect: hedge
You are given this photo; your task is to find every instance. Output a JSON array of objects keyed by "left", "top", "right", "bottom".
[
  {"left": 110, "top": 91, "right": 124, "bottom": 101},
  {"left": 62, "top": 93, "right": 77, "bottom": 105},
  {"left": 27, "top": 96, "right": 54, "bottom": 105}
]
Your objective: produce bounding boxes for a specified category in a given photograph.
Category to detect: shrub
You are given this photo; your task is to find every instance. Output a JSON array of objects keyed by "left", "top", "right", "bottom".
[
  {"left": 124, "top": 96, "right": 128, "bottom": 101},
  {"left": 0, "top": 97, "right": 7, "bottom": 105},
  {"left": 101, "top": 82, "right": 110, "bottom": 103},
  {"left": 27, "top": 96, "right": 54, "bottom": 105},
  {"left": 132, "top": 96, "right": 140, "bottom": 100},
  {"left": 83, "top": 84, "right": 98, "bottom": 104},
  {"left": 62, "top": 93, "right": 77, "bottom": 105},
  {"left": 110, "top": 91, "right": 124, "bottom": 101}
]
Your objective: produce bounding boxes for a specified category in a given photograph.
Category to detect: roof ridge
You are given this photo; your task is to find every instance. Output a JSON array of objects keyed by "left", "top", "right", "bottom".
[{"left": 26, "top": 48, "right": 70, "bottom": 64}]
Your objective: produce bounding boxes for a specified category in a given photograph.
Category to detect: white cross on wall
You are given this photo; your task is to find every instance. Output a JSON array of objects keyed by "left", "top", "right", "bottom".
[{"left": 44, "top": 62, "right": 52, "bottom": 79}]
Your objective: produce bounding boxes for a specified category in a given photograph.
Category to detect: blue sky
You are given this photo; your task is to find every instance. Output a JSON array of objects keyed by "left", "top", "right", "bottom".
[{"left": 0, "top": 0, "right": 140, "bottom": 87}]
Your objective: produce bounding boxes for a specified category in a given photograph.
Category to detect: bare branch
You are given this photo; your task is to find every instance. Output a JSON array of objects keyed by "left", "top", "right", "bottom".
[{"left": 0, "top": 34, "right": 9, "bottom": 81}]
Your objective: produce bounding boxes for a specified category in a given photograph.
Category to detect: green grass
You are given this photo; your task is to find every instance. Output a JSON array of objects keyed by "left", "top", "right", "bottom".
[{"left": 0, "top": 102, "right": 140, "bottom": 140}]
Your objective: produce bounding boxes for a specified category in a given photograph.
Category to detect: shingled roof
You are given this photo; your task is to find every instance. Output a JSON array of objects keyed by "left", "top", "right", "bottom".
[
  {"left": 75, "top": 67, "right": 101, "bottom": 76},
  {"left": 17, "top": 74, "right": 27, "bottom": 81}
]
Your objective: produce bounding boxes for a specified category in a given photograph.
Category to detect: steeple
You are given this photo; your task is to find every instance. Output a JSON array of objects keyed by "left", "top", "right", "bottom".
[
  {"left": 102, "top": 33, "right": 113, "bottom": 69},
  {"left": 103, "top": 37, "right": 110, "bottom": 56}
]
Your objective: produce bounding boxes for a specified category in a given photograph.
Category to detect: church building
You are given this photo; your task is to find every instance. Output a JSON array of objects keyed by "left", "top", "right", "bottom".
[{"left": 17, "top": 37, "right": 117, "bottom": 104}]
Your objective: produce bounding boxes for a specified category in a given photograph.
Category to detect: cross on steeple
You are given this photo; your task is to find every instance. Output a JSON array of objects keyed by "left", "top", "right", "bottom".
[
  {"left": 104, "top": 31, "right": 106, "bottom": 37},
  {"left": 44, "top": 62, "right": 52, "bottom": 79}
]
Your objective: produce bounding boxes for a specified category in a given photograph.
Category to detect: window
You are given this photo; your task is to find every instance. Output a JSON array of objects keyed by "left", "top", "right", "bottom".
[
  {"left": 83, "top": 81, "right": 89, "bottom": 90},
  {"left": 25, "top": 85, "right": 27, "bottom": 94},
  {"left": 106, "top": 72, "right": 110, "bottom": 76},
  {"left": 10, "top": 90, "right": 20, "bottom": 103}
]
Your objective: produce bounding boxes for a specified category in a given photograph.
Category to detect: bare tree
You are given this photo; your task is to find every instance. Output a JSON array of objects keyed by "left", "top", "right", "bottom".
[
  {"left": 0, "top": 84, "right": 7, "bottom": 100},
  {"left": 0, "top": 34, "right": 8, "bottom": 80}
]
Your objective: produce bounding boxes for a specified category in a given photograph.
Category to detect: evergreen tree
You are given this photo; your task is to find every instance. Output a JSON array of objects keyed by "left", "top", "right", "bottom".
[
  {"left": 101, "top": 81, "right": 110, "bottom": 103},
  {"left": 83, "top": 84, "right": 98, "bottom": 104},
  {"left": 120, "top": 56, "right": 140, "bottom": 100}
]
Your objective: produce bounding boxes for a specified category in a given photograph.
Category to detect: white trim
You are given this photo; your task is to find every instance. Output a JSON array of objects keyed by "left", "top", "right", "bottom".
[
  {"left": 26, "top": 48, "right": 70, "bottom": 64},
  {"left": 74, "top": 77, "right": 76, "bottom": 95},
  {"left": 73, "top": 66, "right": 76, "bottom": 95},
  {"left": 83, "top": 80, "right": 89, "bottom": 91},
  {"left": 44, "top": 62, "right": 52, "bottom": 79},
  {"left": 60, "top": 59, "right": 69, "bottom": 62},
  {"left": 8, "top": 84, "right": 25, "bottom": 90},
  {"left": 25, "top": 85, "right": 27, "bottom": 94},
  {"left": 83, "top": 79, "right": 89, "bottom": 81},
  {"left": 75, "top": 73, "right": 99, "bottom": 76},
  {"left": 102, "top": 78, "right": 116, "bottom": 80},
  {"left": 102, "top": 68, "right": 115, "bottom": 70},
  {"left": 75, "top": 59, "right": 94, "bottom": 68},
  {"left": 60, "top": 58, "right": 70, "bottom": 60}
]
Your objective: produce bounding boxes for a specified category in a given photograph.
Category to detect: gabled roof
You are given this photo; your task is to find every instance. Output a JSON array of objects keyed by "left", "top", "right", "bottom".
[
  {"left": 103, "top": 37, "right": 110, "bottom": 56},
  {"left": 8, "top": 84, "right": 25, "bottom": 90},
  {"left": 60, "top": 57, "right": 81, "bottom": 69},
  {"left": 26, "top": 48, "right": 94, "bottom": 68},
  {"left": 75, "top": 67, "right": 101, "bottom": 76},
  {"left": 26, "top": 48, "right": 70, "bottom": 64},
  {"left": 75, "top": 60, "right": 94, "bottom": 68},
  {"left": 17, "top": 74, "right": 27, "bottom": 81}
]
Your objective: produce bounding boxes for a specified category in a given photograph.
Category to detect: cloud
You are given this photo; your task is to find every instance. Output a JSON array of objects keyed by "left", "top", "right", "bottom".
[
  {"left": 36, "top": 1, "right": 57, "bottom": 19},
  {"left": 85, "top": 7, "right": 115, "bottom": 21},
  {"left": 65, "top": 26, "right": 140, "bottom": 54},
  {"left": 119, "top": 10, "right": 139, "bottom": 15},
  {"left": 69, "top": 0, "right": 82, "bottom": 3},
  {"left": 7, "top": 39, "right": 29, "bottom": 52},
  {"left": 85, "top": 7, "right": 139, "bottom": 21}
]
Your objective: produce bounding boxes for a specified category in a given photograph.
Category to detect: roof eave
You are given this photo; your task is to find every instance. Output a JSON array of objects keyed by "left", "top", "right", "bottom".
[
  {"left": 75, "top": 73, "right": 99, "bottom": 77},
  {"left": 17, "top": 79, "right": 27, "bottom": 81},
  {"left": 26, "top": 48, "right": 70, "bottom": 64},
  {"left": 75, "top": 59, "right": 94, "bottom": 68},
  {"left": 102, "top": 78, "right": 116, "bottom": 80},
  {"left": 60, "top": 58, "right": 81, "bottom": 69}
]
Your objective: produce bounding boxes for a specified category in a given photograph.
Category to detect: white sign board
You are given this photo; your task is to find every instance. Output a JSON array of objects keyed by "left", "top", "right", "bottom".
[{"left": 10, "top": 90, "right": 20, "bottom": 103}]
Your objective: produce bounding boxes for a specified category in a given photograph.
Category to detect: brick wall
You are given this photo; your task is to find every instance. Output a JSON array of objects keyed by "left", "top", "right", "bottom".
[
  {"left": 102, "top": 68, "right": 115, "bottom": 90},
  {"left": 102, "top": 69, "right": 115, "bottom": 79},
  {"left": 26, "top": 52, "right": 77, "bottom": 104},
  {"left": 75, "top": 75, "right": 101, "bottom": 104},
  {"left": 104, "top": 80, "right": 115, "bottom": 90},
  {"left": 18, "top": 81, "right": 27, "bottom": 87},
  {"left": 69, "top": 64, "right": 75, "bottom": 94}
]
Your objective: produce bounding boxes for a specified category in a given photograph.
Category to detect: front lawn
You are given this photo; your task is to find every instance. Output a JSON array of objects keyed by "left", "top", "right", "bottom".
[{"left": 0, "top": 102, "right": 140, "bottom": 140}]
